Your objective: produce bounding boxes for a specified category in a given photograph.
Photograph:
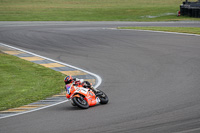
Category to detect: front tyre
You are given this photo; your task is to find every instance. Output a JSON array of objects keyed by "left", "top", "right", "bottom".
[
  {"left": 71, "top": 101, "right": 76, "bottom": 106},
  {"left": 72, "top": 95, "right": 89, "bottom": 109},
  {"left": 97, "top": 90, "right": 109, "bottom": 104}
]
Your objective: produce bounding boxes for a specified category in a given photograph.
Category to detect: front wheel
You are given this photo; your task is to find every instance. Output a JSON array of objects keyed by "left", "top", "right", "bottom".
[
  {"left": 97, "top": 90, "right": 109, "bottom": 104},
  {"left": 72, "top": 95, "right": 89, "bottom": 109}
]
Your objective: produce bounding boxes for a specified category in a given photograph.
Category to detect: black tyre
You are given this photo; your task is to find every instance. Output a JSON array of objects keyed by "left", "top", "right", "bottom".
[
  {"left": 97, "top": 90, "right": 109, "bottom": 104},
  {"left": 71, "top": 101, "right": 76, "bottom": 106},
  {"left": 72, "top": 95, "right": 89, "bottom": 109}
]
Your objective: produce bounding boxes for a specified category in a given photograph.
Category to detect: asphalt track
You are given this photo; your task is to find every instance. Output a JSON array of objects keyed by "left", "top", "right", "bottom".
[{"left": 0, "top": 21, "right": 200, "bottom": 133}]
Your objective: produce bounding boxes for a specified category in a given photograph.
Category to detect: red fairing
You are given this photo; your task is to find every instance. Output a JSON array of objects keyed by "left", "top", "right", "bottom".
[{"left": 66, "top": 84, "right": 98, "bottom": 107}]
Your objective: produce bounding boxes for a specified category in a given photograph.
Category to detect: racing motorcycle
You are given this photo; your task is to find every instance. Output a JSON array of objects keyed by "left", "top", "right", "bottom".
[{"left": 65, "top": 83, "right": 109, "bottom": 109}]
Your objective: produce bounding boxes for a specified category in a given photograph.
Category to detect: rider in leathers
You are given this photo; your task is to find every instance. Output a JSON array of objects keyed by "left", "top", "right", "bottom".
[{"left": 64, "top": 75, "right": 99, "bottom": 94}]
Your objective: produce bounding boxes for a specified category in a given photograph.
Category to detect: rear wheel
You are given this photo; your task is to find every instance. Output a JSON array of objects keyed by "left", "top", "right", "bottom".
[
  {"left": 97, "top": 90, "right": 109, "bottom": 104},
  {"left": 72, "top": 95, "right": 89, "bottom": 109}
]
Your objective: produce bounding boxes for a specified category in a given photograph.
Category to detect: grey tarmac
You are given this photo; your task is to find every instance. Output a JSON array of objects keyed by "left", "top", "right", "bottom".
[{"left": 0, "top": 21, "right": 200, "bottom": 133}]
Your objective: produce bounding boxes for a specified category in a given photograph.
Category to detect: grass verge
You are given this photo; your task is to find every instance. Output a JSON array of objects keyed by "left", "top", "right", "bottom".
[
  {"left": 118, "top": 27, "right": 200, "bottom": 35},
  {"left": 0, "top": 53, "right": 65, "bottom": 111},
  {"left": 0, "top": 0, "right": 200, "bottom": 21}
]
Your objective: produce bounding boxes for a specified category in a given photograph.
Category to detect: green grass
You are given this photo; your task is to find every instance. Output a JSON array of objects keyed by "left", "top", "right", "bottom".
[
  {"left": 0, "top": 53, "right": 65, "bottom": 111},
  {"left": 118, "top": 27, "right": 200, "bottom": 35},
  {"left": 0, "top": 0, "right": 199, "bottom": 21}
]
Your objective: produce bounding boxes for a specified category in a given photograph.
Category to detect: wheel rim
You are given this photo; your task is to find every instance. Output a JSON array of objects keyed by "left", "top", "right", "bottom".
[
  {"left": 99, "top": 93, "right": 107, "bottom": 99},
  {"left": 100, "top": 96, "right": 106, "bottom": 100},
  {"left": 77, "top": 97, "right": 87, "bottom": 105}
]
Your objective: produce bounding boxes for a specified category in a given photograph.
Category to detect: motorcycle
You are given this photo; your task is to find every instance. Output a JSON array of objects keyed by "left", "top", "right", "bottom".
[{"left": 65, "top": 83, "right": 109, "bottom": 109}]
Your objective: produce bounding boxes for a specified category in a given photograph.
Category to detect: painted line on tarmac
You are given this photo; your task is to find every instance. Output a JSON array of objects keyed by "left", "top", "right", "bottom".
[
  {"left": 0, "top": 42, "right": 102, "bottom": 119},
  {"left": 107, "top": 28, "right": 200, "bottom": 37},
  {"left": 173, "top": 127, "right": 200, "bottom": 133}
]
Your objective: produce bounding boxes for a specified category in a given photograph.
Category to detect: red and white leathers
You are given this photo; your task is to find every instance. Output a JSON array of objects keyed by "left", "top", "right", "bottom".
[{"left": 64, "top": 76, "right": 99, "bottom": 94}]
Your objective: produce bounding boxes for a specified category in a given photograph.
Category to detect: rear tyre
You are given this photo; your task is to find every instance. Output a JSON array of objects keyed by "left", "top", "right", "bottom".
[
  {"left": 72, "top": 95, "right": 89, "bottom": 109},
  {"left": 97, "top": 90, "right": 109, "bottom": 104}
]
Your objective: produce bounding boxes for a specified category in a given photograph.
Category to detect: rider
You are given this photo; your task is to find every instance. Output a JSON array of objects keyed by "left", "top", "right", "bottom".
[{"left": 64, "top": 75, "right": 99, "bottom": 94}]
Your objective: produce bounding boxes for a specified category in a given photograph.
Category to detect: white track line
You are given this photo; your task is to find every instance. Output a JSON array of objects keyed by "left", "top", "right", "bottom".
[
  {"left": 173, "top": 127, "right": 200, "bottom": 133},
  {"left": 0, "top": 42, "right": 102, "bottom": 119},
  {"left": 108, "top": 28, "right": 200, "bottom": 37}
]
